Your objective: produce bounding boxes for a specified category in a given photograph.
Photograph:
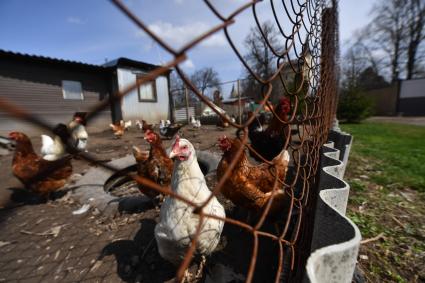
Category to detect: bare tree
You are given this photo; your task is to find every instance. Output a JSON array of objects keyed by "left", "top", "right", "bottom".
[
  {"left": 405, "top": 0, "right": 425, "bottom": 79},
  {"left": 170, "top": 71, "right": 185, "bottom": 106},
  {"left": 351, "top": 29, "right": 385, "bottom": 76},
  {"left": 189, "top": 67, "right": 221, "bottom": 98},
  {"left": 372, "top": 0, "right": 407, "bottom": 82},
  {"left": 242, "top": 21, "right": 282, "bottom": 102},
  {"left": 352, "top": 0, "right": 425, "bottom": 81},
  {"left": 341, "top": 46, "right": 365, "bottom": 88}
]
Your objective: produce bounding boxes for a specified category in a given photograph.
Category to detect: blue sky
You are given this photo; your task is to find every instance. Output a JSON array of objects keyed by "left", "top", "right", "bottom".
[{"left": 0, "top": 0, "right": 374, "bottom": 96}]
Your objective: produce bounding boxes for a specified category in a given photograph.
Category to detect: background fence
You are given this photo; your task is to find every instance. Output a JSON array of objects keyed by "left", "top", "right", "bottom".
[{"left": 0, "top": 0, "right": 340, "bottom": 282}]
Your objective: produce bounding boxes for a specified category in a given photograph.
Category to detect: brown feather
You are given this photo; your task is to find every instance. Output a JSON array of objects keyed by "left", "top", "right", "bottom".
[
  {"left": 10, "top": 132, "right": 72, "bottom": 198},
  {"left": 217, "top": 136, "right": 290, "bottom": 216},
  {"left": 132, "top": 130, "right": 173, "bottom": 198}
]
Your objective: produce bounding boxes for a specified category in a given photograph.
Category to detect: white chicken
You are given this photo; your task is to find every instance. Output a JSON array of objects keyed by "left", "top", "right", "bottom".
[
  {"left": 190, "top": 116, "right": 201, "bottom": 128},
  {"left": 135, "top": 119, "right": 143, "bottom": 130},
  {"left": 120, "top": 120, "right": 133, "bottom": 131},
  {"left": 155, "top": 136, "right": 225, "bottom": 277},
  {"left": 41, "top": 115, "right": 88, "bottom": 160},
  {"left": 40, "top": 134, "right": 66, "bottom": 161},
  {"left": 68, "top": 116, "right": 88, "bottom": 151}
]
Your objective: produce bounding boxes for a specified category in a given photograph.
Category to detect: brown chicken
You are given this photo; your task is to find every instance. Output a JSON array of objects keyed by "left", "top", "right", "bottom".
[
  {"left": 110, "top": 121, "right": 125, "bottom": 138},
  {"left": 248, "top": 98, "right": 291, "bottom": 161},
  {"left": 132, "top": 129, "right": 173, "bottom": 197},
  {"left": 9, "top": 132, "right": 73, "bottom": 198},
  {"left": 217, "top": 135, "right": 290, "bottom": 216}
]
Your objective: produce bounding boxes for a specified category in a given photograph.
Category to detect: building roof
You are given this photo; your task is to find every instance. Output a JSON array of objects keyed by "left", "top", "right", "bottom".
[
  {"left": 0, "top": 49, "right": 168, "bottom": 73},
  {"left": 103, "top": 57, "right": 164, "bottom": 72}
]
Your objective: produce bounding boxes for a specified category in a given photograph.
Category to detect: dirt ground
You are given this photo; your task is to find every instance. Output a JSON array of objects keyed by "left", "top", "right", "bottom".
[
  {"left": 345, "top": 155, "right": 425, "bottom": 283},
  {"left": 0, "top": 125, "right": 292, "bottom": 283}
]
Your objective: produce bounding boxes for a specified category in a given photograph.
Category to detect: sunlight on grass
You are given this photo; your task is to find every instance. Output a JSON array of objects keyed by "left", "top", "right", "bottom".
[
  {"left": 341, "top": 122, "right": 425, "bottom": 191},
  {"left": 342, "top": 121, "right": 425, "bottom": 282}
]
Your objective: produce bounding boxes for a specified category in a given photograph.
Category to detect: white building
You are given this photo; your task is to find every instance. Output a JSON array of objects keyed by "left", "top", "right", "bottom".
[{"left": 104, "top": 58, "right": 173, "bottom": 124}]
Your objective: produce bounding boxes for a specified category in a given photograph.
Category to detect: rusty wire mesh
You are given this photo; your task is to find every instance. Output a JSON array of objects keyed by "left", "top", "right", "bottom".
[{"left": 0, "top": 0, "right": 340, "bottom": 282}]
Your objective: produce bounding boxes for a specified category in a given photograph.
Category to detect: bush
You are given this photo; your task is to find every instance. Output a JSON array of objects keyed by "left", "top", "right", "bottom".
[{"left": 337, "top": 86, "right": 373, "bottom": 123}]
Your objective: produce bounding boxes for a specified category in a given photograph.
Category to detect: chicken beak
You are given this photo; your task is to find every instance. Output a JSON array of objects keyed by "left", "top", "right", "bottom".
[{"left": 169, "top": 150, "right": 177, "bottom": 159}]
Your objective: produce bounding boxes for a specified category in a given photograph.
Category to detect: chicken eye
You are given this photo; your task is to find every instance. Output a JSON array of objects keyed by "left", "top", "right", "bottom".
[{"left": 182, "top": 145, "right": 188, "bottom": 150}]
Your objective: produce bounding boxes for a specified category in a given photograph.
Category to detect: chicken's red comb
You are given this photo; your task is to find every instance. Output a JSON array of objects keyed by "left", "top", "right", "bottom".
[
  {"left": 218, "top": 135, "right": 227, "bottom": 142},
  {"left": 279, "top": 97, "right": 290, "bottom": 104},
  {"left": 279, "top": 97, "right": 291, "bottom": 113}
]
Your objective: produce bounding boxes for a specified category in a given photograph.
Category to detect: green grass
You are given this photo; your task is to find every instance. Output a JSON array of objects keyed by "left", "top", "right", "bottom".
[
  {"left": 341, "top": 121, "right": 425, "bottom": 282},
  {"left": 341, "top": 121, "right": 425, "bottom": 191}
]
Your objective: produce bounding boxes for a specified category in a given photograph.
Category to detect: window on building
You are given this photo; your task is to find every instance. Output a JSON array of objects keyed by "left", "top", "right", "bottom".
[
  {"left": 137, "top": 75, "right": 157, "bottom": 102},
  {"left": 62, "top": 80, "right": 84, "bottom": 100}
]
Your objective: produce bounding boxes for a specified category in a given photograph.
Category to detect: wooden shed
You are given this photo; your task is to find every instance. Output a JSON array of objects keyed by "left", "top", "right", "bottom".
[{"left": 0, "top": 50, "right": 172, "bottom": 135}]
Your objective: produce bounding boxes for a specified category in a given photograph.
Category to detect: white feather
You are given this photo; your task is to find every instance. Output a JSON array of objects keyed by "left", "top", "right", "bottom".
[
  {"left": 135, "top": 120, "right": 143, "bottom": 130},
  {"left": 155, "top": 139, "right": 225, "bottom": 264},
  {"left": 72, "top": 204, "right": 91, "bottom": 215},
  {"left": 124, "top": 120, "right": 132, "bottom": 129},
  {"left": 191, "top": 116, "right": 201, "bottom": 128},
  {"left": 40, "top": 135, "right": 54, "bottom": 156},
  {"left": 72, "top": 125, "right": 88, "bottom": 150},
  {"left": 40, "top": 135, "right": 65, "bottom": 160}
]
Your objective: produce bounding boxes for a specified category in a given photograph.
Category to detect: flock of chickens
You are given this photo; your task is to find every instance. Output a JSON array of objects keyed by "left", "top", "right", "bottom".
[
  {"left": 109, "top": 116, "right": 202, "bottom": 139},
  {"left": 9, "top": 113, "right": 87, "bottom": 198},
  {"left": 7, "top": 97, "right": 292, "bottom": 280}
]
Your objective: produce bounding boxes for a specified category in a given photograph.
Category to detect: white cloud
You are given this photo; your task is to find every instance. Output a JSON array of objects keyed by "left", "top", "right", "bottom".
[
  {"left": 181, "top": 59, "right": 195, "bottom": 69},
  {"left": 67, "top": 17, "right": 84, "bottom": 25},
  {"left": 140, "top": 21, "right": 227, "bottom": 49}
]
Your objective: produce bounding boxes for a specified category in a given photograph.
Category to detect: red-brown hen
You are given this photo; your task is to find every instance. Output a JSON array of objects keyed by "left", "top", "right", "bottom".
[
  {"left": 9, "top": 132, "right": 72, "bottom": 198},
  {"left": 217, "top": 135, "right": 290, "bottom": 217},
  {"left": 132, "top": 129, "right": 173, "bottom": 197}
]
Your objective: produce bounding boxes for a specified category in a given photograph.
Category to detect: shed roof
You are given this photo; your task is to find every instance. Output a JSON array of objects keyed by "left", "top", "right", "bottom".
[
  {"left": 103, "top": 57, "right": 164, "bottom": 72},
  {"left": 0, "top": 49, "right": 168, "bottom": 73}
]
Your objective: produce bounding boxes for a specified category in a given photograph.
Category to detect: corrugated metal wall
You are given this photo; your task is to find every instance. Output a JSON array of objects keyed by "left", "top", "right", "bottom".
[
  {"left": 118, "top": 68, "right": 169, "bottom": 123},
  {"left": 399, "top": 78, "right": 425, "bottom": 98},
  {"left": 174, "top": 107, "right": 195, "bottom": 122},
  {"left": 0, "top": 58, "right": 112, "bottom": 135},
  {"left": 398, "top": 78, "right": 425, "bottom": 116}
]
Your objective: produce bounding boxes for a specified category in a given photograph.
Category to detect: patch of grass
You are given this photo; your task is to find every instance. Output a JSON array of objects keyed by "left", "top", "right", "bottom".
[
  {"left": 341, "top": 122, "right": 425, "bottom": 191},
  {"left": 341, "top": 121, "right": 425, "bottom": 282}
]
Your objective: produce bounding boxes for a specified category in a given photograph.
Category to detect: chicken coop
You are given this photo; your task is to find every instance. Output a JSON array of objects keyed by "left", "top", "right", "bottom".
[
  {"left": 0, "top": 51, "right": 173, "bottom": 135},
  {"left": 0, "top": 0, "right": 361, "bottom": 283}
]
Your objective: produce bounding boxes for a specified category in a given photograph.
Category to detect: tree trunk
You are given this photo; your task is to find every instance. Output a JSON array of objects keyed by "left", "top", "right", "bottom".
[{"left": 405, "top": 0, "right": 424, "bottom": 79}]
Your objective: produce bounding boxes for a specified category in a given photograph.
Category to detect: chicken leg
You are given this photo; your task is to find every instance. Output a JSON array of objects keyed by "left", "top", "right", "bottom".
[{"left": 195, "top": 255, "right": 207, "bottom": 280}]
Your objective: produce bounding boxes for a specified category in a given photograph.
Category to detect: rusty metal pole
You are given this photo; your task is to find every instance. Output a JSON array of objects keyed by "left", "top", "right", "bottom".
[
  {"left": 184, "top": 86, "right": 190, "bottom": 124},
  {"left": 237, "top": 79, "right": 242, "bottom": 124}
]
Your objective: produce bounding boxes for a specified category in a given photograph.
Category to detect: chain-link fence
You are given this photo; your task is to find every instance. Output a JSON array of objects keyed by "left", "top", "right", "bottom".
[{"left": 0, "top": 0, "right": 340, "bottom": 282}]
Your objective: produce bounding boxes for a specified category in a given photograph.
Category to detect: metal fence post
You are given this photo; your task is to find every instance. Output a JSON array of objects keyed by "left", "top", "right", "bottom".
[
  {"left": 184, "top": 86, "right": 190, "bottom": 124},
  {"left": 237, "top": 79, "right": 241, "bottom": 124}
]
